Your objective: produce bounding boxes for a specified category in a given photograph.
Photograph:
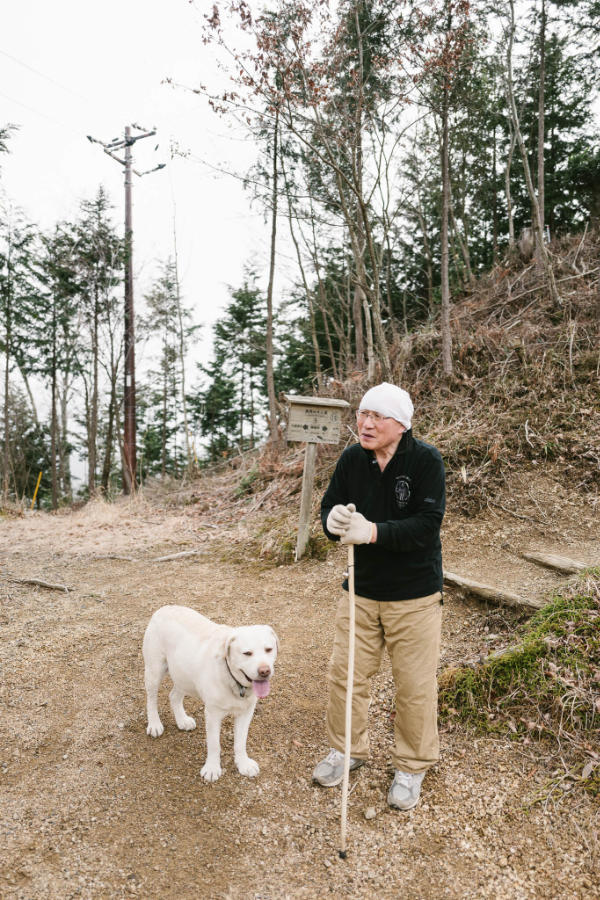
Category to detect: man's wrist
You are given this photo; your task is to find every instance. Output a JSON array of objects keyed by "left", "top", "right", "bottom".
[{"left": 370, "top": 523, "right": 377, "bottom": 543}]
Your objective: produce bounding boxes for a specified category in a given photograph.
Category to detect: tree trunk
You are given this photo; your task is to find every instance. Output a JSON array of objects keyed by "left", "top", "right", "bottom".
[
  {"left": 50, "top": 368, "right": 58, "bottom": 510},
  {"left": 359, "top": 207, "right": 391, "bottom": 379},
  {"left": 453, "top": 151, "right": 474, "bottom": 284},
  {"left": 50, "top": 302, "right": 58, "bottom": 510},
  {"left": 172, "top": 225, "right": 194, "bottom": 473},
  {"left": 3, "top": 302, "right": 10, "bottom": 503},
  {"left": 283, "top": 169, "right": 323, "bottom": 387},
  {"left": 101, "top": 386, "right": 115, "bottom": 494},
  {"left": 3, "top": 232, "right": 13, "bottom": 504},
  {"left": 161, "top": 347, "right": 168, "bottom": 478},
  {"left": 492, "top": 123, "right": 499, "bottom": 265},
  {"left": 505, "top": 120, "right": 517, "bottom": 251},
  {"left": 416, "top": 195, "right": 434, "bottom": 315},
  {"left": 321, "top": 305, "right": 338, "bottom": 380},
  {"left": 449, "top": 195, "right": 473, "bottom": 286},
  {"left": 506, "top": 0, "right": 560, "bottom": 308},
  {"left": 352, "top": 280, "right": 366, "bottom": 370},
  {"left": 363, "top": 298, "right": 375, "bottom": 379},
  {"left": 265, "top": 106, "right": 280, "bottom": 444},
  {"left": 59, "top": 378, "right": 72, "bottom": 500},
  {"left": 249, "top": 379, "right": 255, "bottom": 448},
  {"left": 17, "top": 365, "right": 39, "bottom": 427},
  {"left": 88, "top": 293, "right": 99, "bottom": 497},
  {"left": 536, "top": 0, "right": 546, "bottom": 270},
  {"left": 114, "top": 399, "right": 132, "bottom": 495},
  {"left": 353, "top": 3, "right": 390, "bottom": 380},
  {"left": 239, "top": 360, "right": 245, "bottom": 449},
  {"left": 440, "top": 75, "right": 453, "bottom": 377},
  {"left": 317, "top": 277, "right": 341, "bottom": 380},
  {"left": 101, "top": 320, "right": 121, "bottom": 496}
]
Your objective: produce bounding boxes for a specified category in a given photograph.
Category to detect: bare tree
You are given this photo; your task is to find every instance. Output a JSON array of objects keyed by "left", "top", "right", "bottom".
[
  {"left": 536, "top": 0, "right": 547, "bottom": 270},
  {"left": 505, "top": 0, "right": 561, "bottom": 307},
  {"left": 265, "top": 106, "right": 280, "bottom": 442}
]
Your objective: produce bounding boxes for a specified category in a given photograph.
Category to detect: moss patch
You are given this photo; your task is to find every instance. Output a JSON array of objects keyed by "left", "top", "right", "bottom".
[{"left": 440, "top": 570, "right": 600, "bottom": 792}]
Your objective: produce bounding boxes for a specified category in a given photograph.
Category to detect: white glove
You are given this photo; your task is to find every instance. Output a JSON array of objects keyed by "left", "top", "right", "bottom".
[
  {"left": 340, "top": 510, "right": 374, "bottom": 545},
  {"left": 326, "top": 503, "right": 355, "bottom": 536}
]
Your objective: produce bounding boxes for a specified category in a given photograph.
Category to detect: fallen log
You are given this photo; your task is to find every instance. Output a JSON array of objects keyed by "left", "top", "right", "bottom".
[
  {"left": 443, "top": 570, "right": 543, "bottom": 610},
  {"left": 4, "top": 576, "right": 70, "bottom": 593},
  {"left": 93, "top": 554, "right": 134, "bottom": 561},
  {"left": 151, "top": 549, "right": 205, "bottom": 563},
  {"left": 521, "top": 551, "right": 590, "bottom": 575}
]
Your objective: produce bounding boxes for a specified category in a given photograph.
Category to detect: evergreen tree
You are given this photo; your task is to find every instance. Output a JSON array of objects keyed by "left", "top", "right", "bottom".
[
  {"left": 0, "top": 124, "right": 18, "bottom": 164},
  {"left": 0, "top": 385, "right": 50, "bottom": 505},
  {"left": 33, "top": 223, "right": 81, "bottom": 507},
  {"left": 514, "top": 30, "right": 599, "bottom": 235},
  {"left": 189, "top": 360, "right": 238, "bottom": 463},
  {"left": 193, "top": 278, "right": 267, "bottom": 461},
  {"left": 74, "top": 188, "right": 123, "bottom": 497},
  {"left": 140, "top": 259, "right": 190, "bottom": 478},
  {"left": 0, "top": 203, "right": 36, "bottom": 501}
]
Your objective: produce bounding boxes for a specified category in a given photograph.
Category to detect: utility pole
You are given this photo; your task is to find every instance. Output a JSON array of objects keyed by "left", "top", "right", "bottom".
[
  {"left": 123, "top": 126, "right": 136, "bottom": 494},
  {"left": 87, "top": 125, "right": 165, "bottom": 493}
]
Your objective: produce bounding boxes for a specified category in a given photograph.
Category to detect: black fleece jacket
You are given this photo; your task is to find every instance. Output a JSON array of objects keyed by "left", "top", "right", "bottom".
[{"left": 321, "top": 430, "right": 445, "bottom": 601}]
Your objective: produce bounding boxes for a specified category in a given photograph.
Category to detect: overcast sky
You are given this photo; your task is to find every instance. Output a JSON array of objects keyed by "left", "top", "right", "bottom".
[{"left": 1, "top": 0, "right": 282, "bottom": 368}]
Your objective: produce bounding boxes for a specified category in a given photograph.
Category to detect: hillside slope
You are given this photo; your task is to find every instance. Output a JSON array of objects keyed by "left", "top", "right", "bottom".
[{"left": 1, "top": 234, "right": 599, "bottom": 898}]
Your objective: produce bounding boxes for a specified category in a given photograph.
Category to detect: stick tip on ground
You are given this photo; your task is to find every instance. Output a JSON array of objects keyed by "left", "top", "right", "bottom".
[{"left": 338, "top": 850, "right": 347, "bottom": 859}]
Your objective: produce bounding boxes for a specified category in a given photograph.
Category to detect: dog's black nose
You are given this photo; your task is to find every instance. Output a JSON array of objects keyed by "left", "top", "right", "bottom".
[{"left": 257, "top": 664, "right": 270, "bottom": 679}]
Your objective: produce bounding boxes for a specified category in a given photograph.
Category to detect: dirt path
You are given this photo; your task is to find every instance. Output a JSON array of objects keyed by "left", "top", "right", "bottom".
[{"left": 1, "top": 474, "right": 599, "bottom": 899}]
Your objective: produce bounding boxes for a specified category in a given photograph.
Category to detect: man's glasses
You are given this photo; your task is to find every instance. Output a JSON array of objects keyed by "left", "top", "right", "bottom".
[{"left": 356, "top": 410, "right": 389, "bottom": 424}]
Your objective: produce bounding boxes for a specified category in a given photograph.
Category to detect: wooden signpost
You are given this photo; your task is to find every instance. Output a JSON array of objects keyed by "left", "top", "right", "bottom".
[{"left": 284, "top": 395, "right": 349, "bottom": 561}]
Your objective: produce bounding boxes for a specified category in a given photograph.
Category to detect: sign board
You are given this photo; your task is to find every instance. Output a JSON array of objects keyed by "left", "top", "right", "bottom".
[
  {"left": 284, "top": 395, "right": 350, "bottom": 561},
  {"left": 284, "top": 395, "right": 350, "bottom": 444}
]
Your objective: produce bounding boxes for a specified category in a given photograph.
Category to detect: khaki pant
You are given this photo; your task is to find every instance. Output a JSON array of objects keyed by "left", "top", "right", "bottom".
[{"left": 326, "top": 591, "right": 442, "bottom": 773}]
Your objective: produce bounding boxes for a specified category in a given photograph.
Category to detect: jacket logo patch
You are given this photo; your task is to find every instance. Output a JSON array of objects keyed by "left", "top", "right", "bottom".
[{"left": 395, "top": 476, "right": 411, "bottom": 509}]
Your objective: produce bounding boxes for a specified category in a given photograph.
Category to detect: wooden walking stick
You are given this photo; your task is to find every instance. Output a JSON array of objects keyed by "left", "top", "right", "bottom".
[{"left": 339, "top": 542, "right": 356, "bottom": 859}]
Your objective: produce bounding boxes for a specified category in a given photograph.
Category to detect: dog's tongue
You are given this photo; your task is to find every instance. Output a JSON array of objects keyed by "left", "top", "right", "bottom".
[{"left": 252, "top": 679, "right": 271, "bottom": 699}]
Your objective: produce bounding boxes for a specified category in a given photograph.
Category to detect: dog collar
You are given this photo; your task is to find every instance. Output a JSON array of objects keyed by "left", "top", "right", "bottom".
[{"left": 225, "top": 656, "right": 249, "bottom": 697}]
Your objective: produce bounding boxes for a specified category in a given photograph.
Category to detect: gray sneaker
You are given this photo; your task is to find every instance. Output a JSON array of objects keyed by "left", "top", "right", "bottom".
[
  {"left": 387, "top": 770, "right": 425, "bottom": 810},
  {"left": 312, "top": 748, "right": 365, "bottom": 787}
]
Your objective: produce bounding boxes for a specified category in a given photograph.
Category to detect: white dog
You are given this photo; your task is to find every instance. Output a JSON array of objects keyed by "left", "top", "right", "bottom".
[{"left": 142, "top": 605, "right": 278, "bottom": 782}]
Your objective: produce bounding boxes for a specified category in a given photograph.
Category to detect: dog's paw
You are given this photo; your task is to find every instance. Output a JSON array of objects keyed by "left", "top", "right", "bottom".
[
  {"left": 176, "top": 715, "right": 197, "bottom": 732},
  {"left": 201, "top": 761, "right": 223, "bottom": 782},
  {"left": 146, "top": 721, "right": 164, "bottom": 738},
  {"left": 236, "top": 756, "right": 260, "bottom": 777}
]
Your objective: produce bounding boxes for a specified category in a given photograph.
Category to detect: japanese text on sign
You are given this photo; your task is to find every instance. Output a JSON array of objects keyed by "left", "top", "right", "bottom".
[{"left": 287, "top": 404, "right": 343, "bottom": 444}]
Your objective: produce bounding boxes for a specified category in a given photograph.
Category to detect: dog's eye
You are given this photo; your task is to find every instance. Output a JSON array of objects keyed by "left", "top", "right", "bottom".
[
  {"left": 243, "top": 650, "right": 253, "bottom": 656},
  {"left": 265, "top": 647, "right": 273, "bottom": 653}
]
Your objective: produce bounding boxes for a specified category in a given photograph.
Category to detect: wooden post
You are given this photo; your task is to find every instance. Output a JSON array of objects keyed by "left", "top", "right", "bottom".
[{"left": 295, "top": 442, "right": 317, "bottom": 562}]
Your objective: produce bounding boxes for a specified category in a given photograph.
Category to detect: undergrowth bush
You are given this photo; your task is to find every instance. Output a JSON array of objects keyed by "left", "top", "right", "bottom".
[
  {"left": 257, "top": 526, "right": 330, "bottom": 566},
  {"left": 439, "top": 570, "right": 600, "bottom": 794}
]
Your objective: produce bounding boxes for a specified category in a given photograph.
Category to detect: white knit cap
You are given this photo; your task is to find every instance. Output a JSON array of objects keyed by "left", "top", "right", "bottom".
[{"left": 358, "top": 382, "right": 414, "bottom": 429}]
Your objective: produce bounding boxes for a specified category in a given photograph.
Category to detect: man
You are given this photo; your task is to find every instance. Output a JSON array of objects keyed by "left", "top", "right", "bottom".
[{"left": 313, "top": 382, "right": 445, "bottom": 810}]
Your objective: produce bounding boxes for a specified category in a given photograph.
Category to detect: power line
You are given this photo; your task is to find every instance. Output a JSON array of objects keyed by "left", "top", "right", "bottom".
[
  {"left": 0, "top": 89, "right": 82, "bottom": 136},
  {"left": 0, "top": 47, "right": 89, "bottom": 103}
]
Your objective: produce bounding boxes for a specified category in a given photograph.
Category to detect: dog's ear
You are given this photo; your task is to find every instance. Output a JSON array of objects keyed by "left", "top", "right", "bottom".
[
  {"left": 223, "top": 632, "right": 236, "bottom": 660},
  {"left": 268, "top": 627, "right": 279, "bottom": 655}
]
